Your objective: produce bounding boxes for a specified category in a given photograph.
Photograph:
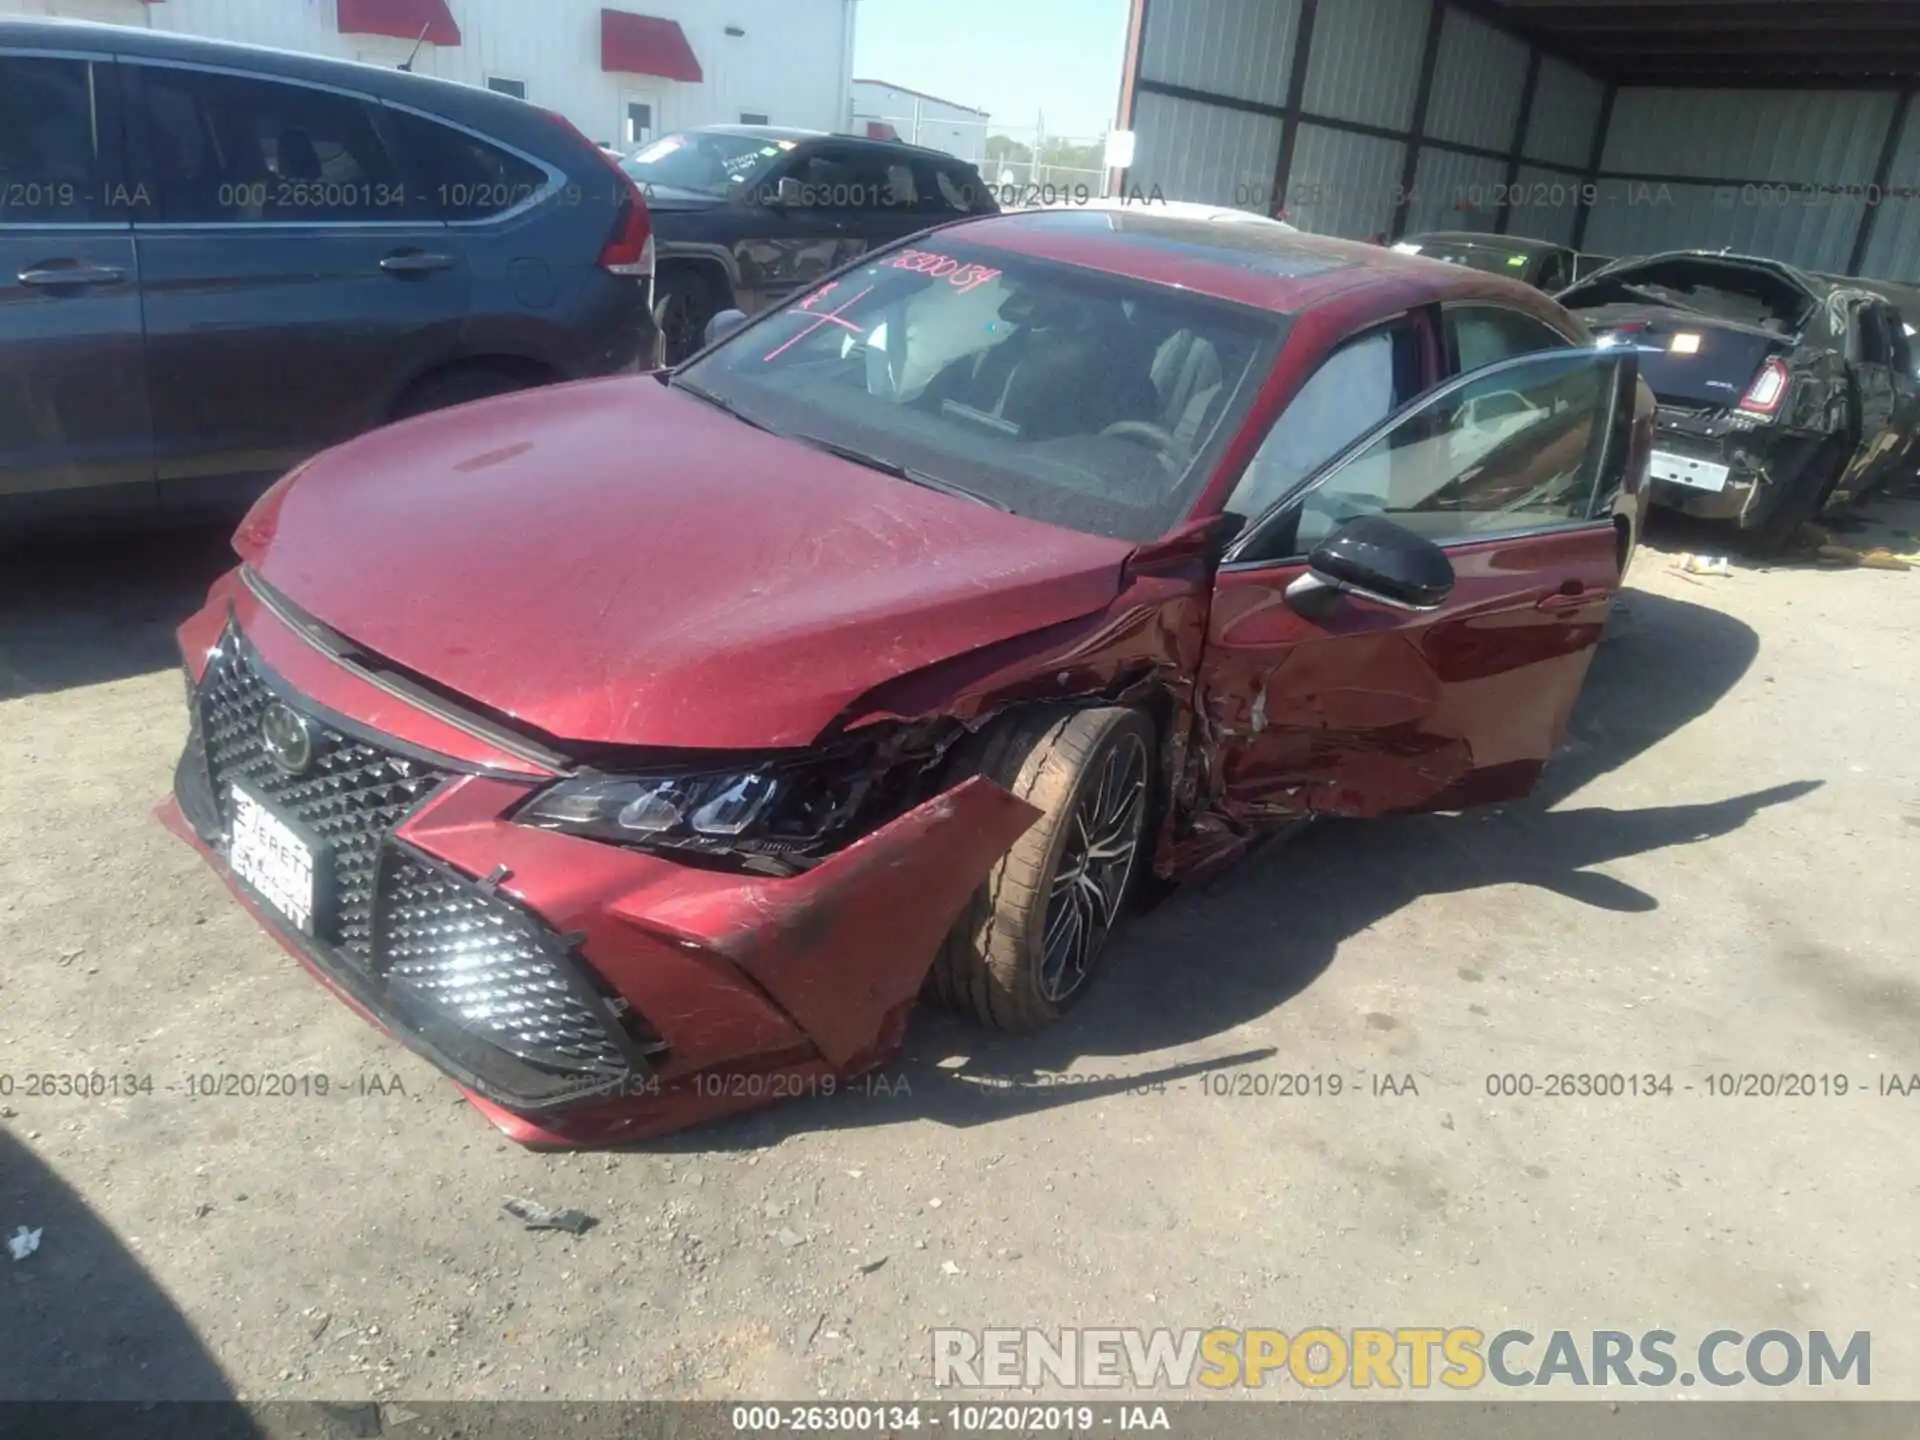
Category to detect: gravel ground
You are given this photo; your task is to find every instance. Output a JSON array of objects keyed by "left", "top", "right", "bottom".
[{"left": 1, "top": 498, "right": 1917, "bottom": 1407}]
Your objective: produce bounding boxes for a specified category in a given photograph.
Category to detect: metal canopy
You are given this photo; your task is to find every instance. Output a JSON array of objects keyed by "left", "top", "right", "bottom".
[{"left": 1478, "top": 0, "right": 1920, "bottom": 86}]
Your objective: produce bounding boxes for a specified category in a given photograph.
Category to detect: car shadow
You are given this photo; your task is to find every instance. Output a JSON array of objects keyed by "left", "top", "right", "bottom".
[
  {"left": 657, "top": 586, "right": 1819, "bottom": 1148},
  {"left": 0, "top": 526, "right": 235, "bottom": 701},
  {"left": 0, "top": 1131, "right": 264, "bottom": 1433}
]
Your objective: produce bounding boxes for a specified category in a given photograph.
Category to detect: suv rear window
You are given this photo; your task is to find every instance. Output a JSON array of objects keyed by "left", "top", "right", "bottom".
[
  {"left": 132, "top": 65, "right": 404, "bottom": 223},
  {"left": 385, "top": 109, "right": 550, "bottom": 220}
]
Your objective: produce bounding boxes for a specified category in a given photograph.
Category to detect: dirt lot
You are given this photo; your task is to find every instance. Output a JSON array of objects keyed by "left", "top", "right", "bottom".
[{"left": 2, "top": 498, "right": 1918, "bottom": 1407}]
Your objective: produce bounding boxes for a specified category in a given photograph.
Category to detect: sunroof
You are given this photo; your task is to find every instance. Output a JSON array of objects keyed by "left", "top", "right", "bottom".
[{"left": 1007, "top": 208, "right": 1356, "bottom": 279}]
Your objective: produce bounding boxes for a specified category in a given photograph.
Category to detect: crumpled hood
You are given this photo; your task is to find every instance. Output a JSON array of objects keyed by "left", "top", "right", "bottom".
[{"left": 247, "top": 377, "right": 1130, "bottom": 750}]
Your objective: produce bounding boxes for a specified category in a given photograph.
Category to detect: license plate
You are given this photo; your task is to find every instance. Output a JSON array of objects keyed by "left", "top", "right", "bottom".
[
  {"left": 1649, "top": 450, "right": 1730, "bottom": 493},
  {"left": 228, "top": 782, "right": 318, "bottom": 935}
]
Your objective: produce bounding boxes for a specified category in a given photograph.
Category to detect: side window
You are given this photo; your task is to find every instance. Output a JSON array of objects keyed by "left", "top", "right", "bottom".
[
  {"left": 1855, "top": 303, "right": 1892, "bottom": 367},
  {"left": 384, "top": 109, "right": 549, "bottom": 220},
  {"left": 1445, "top": 304, "right": 1573, "bottom": 375},
  {"left": 919, "top": 161, "right": 994, "bottom": 215},
  {"left": 1225, "top": 323, "right": 1421, "bottom": 522},
  {"left": 0, "top": 56, "right": 107, "bottom": 224},
  {"left": 133, "top": 65, "right": 404, "bottom": 224},
  {"left": 882, "top": 160, "right": 918, "bottom": 209},
  {"left": 1885, "top": 306, "right": 1915, "bottom": 374},
  {"left": 1270, "top": 352, "right": 1624, "bottom": 558},
  {"left": 1536, "top": 252, "right": 1571, "bottom": 292}
]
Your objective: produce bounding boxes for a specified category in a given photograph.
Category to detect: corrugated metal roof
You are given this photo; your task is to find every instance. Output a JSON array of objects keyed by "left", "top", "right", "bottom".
[
  {"left": 1523, "top": 56, "right": 1602, "bottom": 169},
  {"left": 1139, "top": 0, "right": 1300, "bottom": 109},
  {"left": 1582, "top": 181, "right": 1869, "bottom": 273},
  {"left": 1286, "top": 124, "right": 1407, "bottom": 238},
  {"left": 1425, "top": 7, "right": 1530, "bottom": 151},
  {"left": 1509, "top": 164, "right": 1583, "bottom": 244},
  {"left": 1407, "top": 146, "right": 1507, "bottom": 233},
  {"left": 1127, "top": 89, "right": 1284, "bottom": 210},
  {"left": 1300, "top": 0, "right": 1428, "bottom": 131},
  {"left": 1602, "top": 88, "right": 1897, "bottom": 183}
]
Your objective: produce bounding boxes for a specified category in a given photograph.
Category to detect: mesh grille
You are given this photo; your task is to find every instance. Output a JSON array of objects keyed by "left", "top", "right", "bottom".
[
  {"left": 376, "top": 846, "right": 629, "bottom": 1075},
  {"left": 190, "top": 625, "right": 640, "bottom": 1091},
  {"left": 197, "top": 633, "right": 449, "bottom": 960}
]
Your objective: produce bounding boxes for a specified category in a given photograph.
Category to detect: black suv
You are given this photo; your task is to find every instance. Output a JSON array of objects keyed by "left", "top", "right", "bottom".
[
  {"left": 0, "top": 19, "right": 656, "bottom": 530},
  {"left": 621, "top": 125, "right": 999, "bottom": 362}
]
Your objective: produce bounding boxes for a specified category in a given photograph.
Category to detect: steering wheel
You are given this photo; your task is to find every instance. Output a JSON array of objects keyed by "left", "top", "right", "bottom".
[{"left": 1100, "top": 419, "right": 1182, "bottom": 462}]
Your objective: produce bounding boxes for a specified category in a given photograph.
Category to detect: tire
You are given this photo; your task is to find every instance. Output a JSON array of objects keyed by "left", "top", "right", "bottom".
[
  {"left": 1744, "top": 434, "right": 1852, "bottom": 557},
  {"left": 391, "top": 366, "right": 531, "bottom": 421},
  {"left": 929, "top": 706, "right": 1155, "bottom": 1033},
  {"left": 655, "top": 266, "right": 719, "bottom": 366}
]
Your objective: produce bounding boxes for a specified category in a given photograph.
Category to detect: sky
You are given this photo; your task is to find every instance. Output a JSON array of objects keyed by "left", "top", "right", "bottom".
[{"left": 851, "top": 0, "right": 1131, "bottom": 140}]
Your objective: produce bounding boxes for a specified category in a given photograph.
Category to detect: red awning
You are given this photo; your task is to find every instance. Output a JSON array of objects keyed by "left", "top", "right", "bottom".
[
  {"left": 336, "top": 0, "right": 462, "bottom": 47},
  {"left": 600, "top": 10, "right": 703, "bottom": 82}
]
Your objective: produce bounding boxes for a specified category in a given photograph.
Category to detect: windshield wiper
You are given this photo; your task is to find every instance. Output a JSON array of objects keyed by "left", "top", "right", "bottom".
[
  {"left": 788, "top": 433, "right": 1013, "bottom": 512},
  {"left": 670, "top": 378, "right": 775, "bottom": 433}
]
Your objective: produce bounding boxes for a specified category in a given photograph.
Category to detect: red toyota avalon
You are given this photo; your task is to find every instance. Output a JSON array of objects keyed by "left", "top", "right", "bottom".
[{"left": 161, "top": 209, "right": 1652, "bottom": 1148}]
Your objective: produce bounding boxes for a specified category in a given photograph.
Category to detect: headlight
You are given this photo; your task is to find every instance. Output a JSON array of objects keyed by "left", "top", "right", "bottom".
[
  {"left": 514, "top": 724, "right": 963, "bottom": 873},
  {"left": 521, "top": 771, "right": 786, "bottom": 843}
]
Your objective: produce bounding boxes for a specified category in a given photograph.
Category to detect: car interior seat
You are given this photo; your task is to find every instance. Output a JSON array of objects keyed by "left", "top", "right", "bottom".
[{"left": 1152, "top": 329, "right": 1226, "bottom": 450}]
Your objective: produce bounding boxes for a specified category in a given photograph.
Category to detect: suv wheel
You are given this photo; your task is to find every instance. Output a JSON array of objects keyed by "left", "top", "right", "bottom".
[{"left": 655, "top": 267, "right": 719, "bottom": 366}]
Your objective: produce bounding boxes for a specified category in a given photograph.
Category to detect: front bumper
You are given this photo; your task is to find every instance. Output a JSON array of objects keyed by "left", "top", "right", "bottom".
[{"left": 163, "top": 585, "right": 1039, "bottom": 1147}]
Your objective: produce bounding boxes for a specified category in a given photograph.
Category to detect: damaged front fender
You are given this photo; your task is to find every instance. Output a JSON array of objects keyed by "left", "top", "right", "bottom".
[{"left": 610, "top": 776, "right": 1044, "bottom": 1069}]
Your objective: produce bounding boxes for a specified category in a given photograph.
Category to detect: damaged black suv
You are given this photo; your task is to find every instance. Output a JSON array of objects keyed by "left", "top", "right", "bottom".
[{"left": 1559, "top": 251, "right": 1920, "bottom": 551}]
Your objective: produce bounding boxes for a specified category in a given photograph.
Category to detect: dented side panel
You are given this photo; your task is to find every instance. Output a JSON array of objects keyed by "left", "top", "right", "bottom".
[{"left": 1196, "top": 526, "right": 1620, "bottom": 825}]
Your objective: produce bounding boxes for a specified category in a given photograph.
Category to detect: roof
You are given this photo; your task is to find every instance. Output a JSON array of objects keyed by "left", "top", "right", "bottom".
[
  {"left": 1471, "top": 0, "right": 1920, "bottom": 87},
  {"left": 947, "top": 208, "right": 1552, "bottom": 315},
  {"left": 849, "top": 78, "right": 990, "bottom": 118},
  {"left": 1399, "top": 231, "right": 1568, "bottom": 255},
  {"left": 0, "top": 15, "right": 524, "bottom": 115},
  {"left": 681, "top": 123, "right": 826, "bottom": 142}
]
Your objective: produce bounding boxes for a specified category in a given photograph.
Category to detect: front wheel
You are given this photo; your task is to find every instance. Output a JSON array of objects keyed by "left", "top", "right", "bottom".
[{"left": 929, "top": 706, "right": 1154, "bottom": 1032}]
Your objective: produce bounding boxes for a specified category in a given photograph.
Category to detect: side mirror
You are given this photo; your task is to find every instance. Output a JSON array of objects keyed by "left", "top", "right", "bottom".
[
  {"left": 1284, "top": 515, "right": 1454, "bottom": 613},
  {"left": 704, "top": 308, "right": 748, "bottom": 348},
  {"left": 772, "top": 177, "right": 804, "bottom": 208}
]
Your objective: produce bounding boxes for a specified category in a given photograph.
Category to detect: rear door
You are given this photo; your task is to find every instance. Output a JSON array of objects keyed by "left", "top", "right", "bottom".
[
  {"left": 1843, "top": 299, "right": 1901, "bottom": 497},
  {"left": 1198, "top": 348, "right": 1639, "bottom": 821},
  {"left": 124, "top": 60, "right": 472, "bottom": 510},
  {"left": 0, "top": 49, "right": 153, "bottom": 516}
]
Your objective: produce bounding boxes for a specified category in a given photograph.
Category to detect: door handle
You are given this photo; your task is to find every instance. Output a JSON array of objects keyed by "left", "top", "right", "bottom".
[
  {"left": 18, "top": 263, "right": 126, "bottom": 289},
  {"left": 1536, "top": 587, "right": 1604, "bottom": 613},
  {"left": 379, "top": 251, "right": 455, "bottom": 275}
]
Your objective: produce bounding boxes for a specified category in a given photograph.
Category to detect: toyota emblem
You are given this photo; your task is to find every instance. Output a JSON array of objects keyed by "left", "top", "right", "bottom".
[{"left": 259, "top": 702, "right": 314, "bottom": 776}]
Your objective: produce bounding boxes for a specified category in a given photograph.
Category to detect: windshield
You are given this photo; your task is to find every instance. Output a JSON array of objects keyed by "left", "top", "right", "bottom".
[
  {"left": 1397, "top": 239, "right": 1537, "bottom": 277},
  {"left": 672, "top": 241, "right": 1285, "bottom": 542},
  {"left": 620, "top": 130, "right": 792, "bottom": 197}
]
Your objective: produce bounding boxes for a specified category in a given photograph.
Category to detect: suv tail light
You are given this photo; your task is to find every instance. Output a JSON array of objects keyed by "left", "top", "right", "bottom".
[
  {"left": 543, "top": 108, "right": 654, "bottom": 279},
  {"left": 1739, "top": 357, "right": 1790, "bottom": 416}
]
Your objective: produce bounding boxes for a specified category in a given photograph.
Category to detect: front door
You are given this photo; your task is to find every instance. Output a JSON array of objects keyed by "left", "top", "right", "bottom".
[
  {"left": 1197, "top": 347, "right": 1639, "bottom": 823},
  {"left": 123, "top": 61, "right": 470, "bottom": 510},
  {"left": 0, "top": 51, "right": 152, "bottom": 518}
]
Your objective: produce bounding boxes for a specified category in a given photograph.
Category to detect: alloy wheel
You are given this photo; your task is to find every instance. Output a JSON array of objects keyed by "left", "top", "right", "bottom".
[{"left": 1039, "top": 731, "right": 1149, "bottom": 1003}]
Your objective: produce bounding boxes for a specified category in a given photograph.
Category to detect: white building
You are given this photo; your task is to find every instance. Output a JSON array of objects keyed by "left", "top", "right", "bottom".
[
  {"left": 4, "top": 0, "right": 857, "bottom": 151},
  {"left": 850, "top": 78, "right": 988, "bottom": 166}
]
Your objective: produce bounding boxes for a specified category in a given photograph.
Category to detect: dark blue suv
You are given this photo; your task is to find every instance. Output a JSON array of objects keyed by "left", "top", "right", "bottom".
[{"left": 0, "top": 18, "right": 656, "bottom": 530}]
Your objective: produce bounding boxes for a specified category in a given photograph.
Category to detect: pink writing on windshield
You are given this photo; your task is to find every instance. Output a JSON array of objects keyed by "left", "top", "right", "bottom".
[{"left": 888, "top": 249, "right": 1002, "bottom": 293}]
